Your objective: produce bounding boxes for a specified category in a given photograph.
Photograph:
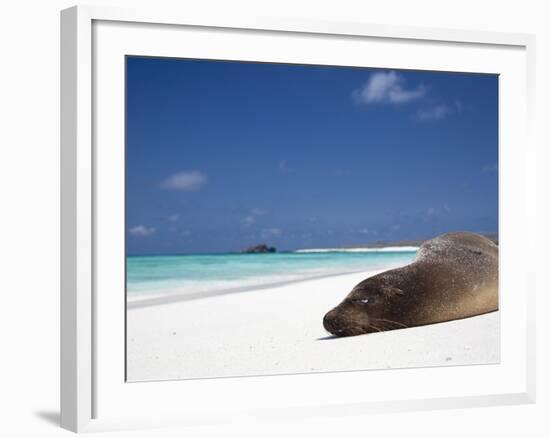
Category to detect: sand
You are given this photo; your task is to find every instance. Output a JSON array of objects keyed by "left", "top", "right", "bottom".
[{"left": 126, "top": 270, "right": 500, "bottom": 382}]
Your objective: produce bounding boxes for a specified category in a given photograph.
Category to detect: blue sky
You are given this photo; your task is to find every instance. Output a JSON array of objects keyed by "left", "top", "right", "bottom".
[{"left": 126, "top": 57, "right": 498, "bottom": 255}]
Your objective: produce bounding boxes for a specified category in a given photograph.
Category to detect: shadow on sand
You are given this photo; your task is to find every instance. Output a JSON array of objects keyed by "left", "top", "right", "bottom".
[{"left": 316, "top": 335, "right": 341, "bottom": 341}]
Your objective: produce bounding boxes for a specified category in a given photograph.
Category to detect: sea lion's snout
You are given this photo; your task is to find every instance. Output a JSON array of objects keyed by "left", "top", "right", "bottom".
[
  {"left": 323, "top": 308, "right": 344, "bottom": 335},
  {"left": 323, "top": 303, "right": 370, "bottom": 337}
]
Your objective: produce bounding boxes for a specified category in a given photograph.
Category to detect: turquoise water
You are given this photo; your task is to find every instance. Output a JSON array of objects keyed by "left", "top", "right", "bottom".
[{"left": 127, "top": 250, "right": 417, "bottom": 303}]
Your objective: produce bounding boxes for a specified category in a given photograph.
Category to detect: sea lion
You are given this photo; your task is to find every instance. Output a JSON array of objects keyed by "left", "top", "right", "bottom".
[{"left": 323, "top": 232, "right": 498, "bottom": 337}]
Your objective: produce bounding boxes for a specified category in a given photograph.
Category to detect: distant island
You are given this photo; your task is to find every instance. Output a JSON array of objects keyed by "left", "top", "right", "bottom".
[{"left": 241, "top": 243, "right": 277, "bottom": 254}]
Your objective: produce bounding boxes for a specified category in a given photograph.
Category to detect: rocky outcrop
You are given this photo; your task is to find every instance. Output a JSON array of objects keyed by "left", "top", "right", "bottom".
[{"left": 241, "top": 244, "right": 276, "bottom": 254}]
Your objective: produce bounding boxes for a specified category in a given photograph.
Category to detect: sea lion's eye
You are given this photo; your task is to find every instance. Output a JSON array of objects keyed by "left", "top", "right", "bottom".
[{"left": 354, "top": 297, "right": 375, "bottom": 305}]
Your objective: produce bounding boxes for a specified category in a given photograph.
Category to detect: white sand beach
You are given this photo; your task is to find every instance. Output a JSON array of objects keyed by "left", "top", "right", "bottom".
[{"left": 127, "top": 269, "right": 500, "bottom": 382}]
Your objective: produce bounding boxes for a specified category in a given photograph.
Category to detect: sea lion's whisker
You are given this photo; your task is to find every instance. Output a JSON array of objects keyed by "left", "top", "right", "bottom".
[
  {"left": 370, "top": 322, "right": 387, "bottom": 331},
  {"left": 371, "top": 320, "right": 395, "bottom": 331},
  {"left": 372, "top": 318, "right": 409, "bottom": 329},
  {"left": 368, "top": 323, "right": 383, "bottom": 333}
]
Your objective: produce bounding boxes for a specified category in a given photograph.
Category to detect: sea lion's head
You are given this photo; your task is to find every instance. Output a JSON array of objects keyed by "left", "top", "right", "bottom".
[{"left": 323, "top": 276, "right": 406, "bottom": 337}]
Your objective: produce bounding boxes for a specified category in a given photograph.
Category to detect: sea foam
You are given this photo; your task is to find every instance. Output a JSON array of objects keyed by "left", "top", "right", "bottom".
[{"left": 294, "top": 246, "right": 419, "bottom": 253}]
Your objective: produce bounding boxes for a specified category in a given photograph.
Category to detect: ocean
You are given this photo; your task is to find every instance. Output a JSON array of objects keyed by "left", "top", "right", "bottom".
[{"left": 127, "top": 248, "right": 418, "bottom": 304}]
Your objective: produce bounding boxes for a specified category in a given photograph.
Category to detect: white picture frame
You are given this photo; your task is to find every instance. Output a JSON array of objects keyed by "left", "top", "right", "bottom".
[{"left": 60, "top": 4, "right": 537, "bottom": 433}]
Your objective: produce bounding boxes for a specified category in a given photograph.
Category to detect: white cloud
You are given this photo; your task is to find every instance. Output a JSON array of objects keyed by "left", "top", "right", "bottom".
[
  {"left": 242, "top": 208, "right": 267, "bottom": 227},
  {"left": 129, "top": 225, "right": 156, "bottom": 237},
  {"left": 353, "top": 71, "right": 426, "bottom": 105},
  {"left": 482, "top": 163, "right": 498, "bottom": 173},
  {"left": 168, "top": 214, "right": 180, "bottom": 222},
  {"left": 358, "top": 228, "right": 370, "bottom": 234},
  {"left": 242, "top": 215, "right": 255, "bottom": 227},
  {"left": 160, "top": 170, "right": 207, "bottom": 191},
  {"left": 261, "top": 228, "right": 282, "bottom": 239},
  {"left": 250, "top": 208, "right": 266, "bottom": 216},
  {"left": 427, "top": 207, "right": 436, "bottom": 216},
  {"left": 416, "top": 104, "right": 451, "bottom": 121},
  {"left": 443, "top": 203, "right": 451, "bottom": 213},
  {"left": 455, "top": 99, "right": 463, "bottom": 113}
]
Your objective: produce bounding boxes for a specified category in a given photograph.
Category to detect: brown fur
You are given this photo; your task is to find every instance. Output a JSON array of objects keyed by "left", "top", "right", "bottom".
[{"left": 323, "top": 232, "right": 498, "bottom": 337}]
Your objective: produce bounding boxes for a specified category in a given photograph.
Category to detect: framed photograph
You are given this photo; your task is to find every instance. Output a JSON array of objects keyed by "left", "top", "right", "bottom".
[{"left": 61, "top": 5, "right": 536, "bottom": 432}]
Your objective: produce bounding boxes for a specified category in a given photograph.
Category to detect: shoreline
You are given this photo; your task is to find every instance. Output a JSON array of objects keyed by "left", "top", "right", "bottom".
[
  {"left": 126, "top": 245, "right": 421, "bottom": 258},
  {"left": 127, "top": 266, "right": 396, "bottom": 309}
]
